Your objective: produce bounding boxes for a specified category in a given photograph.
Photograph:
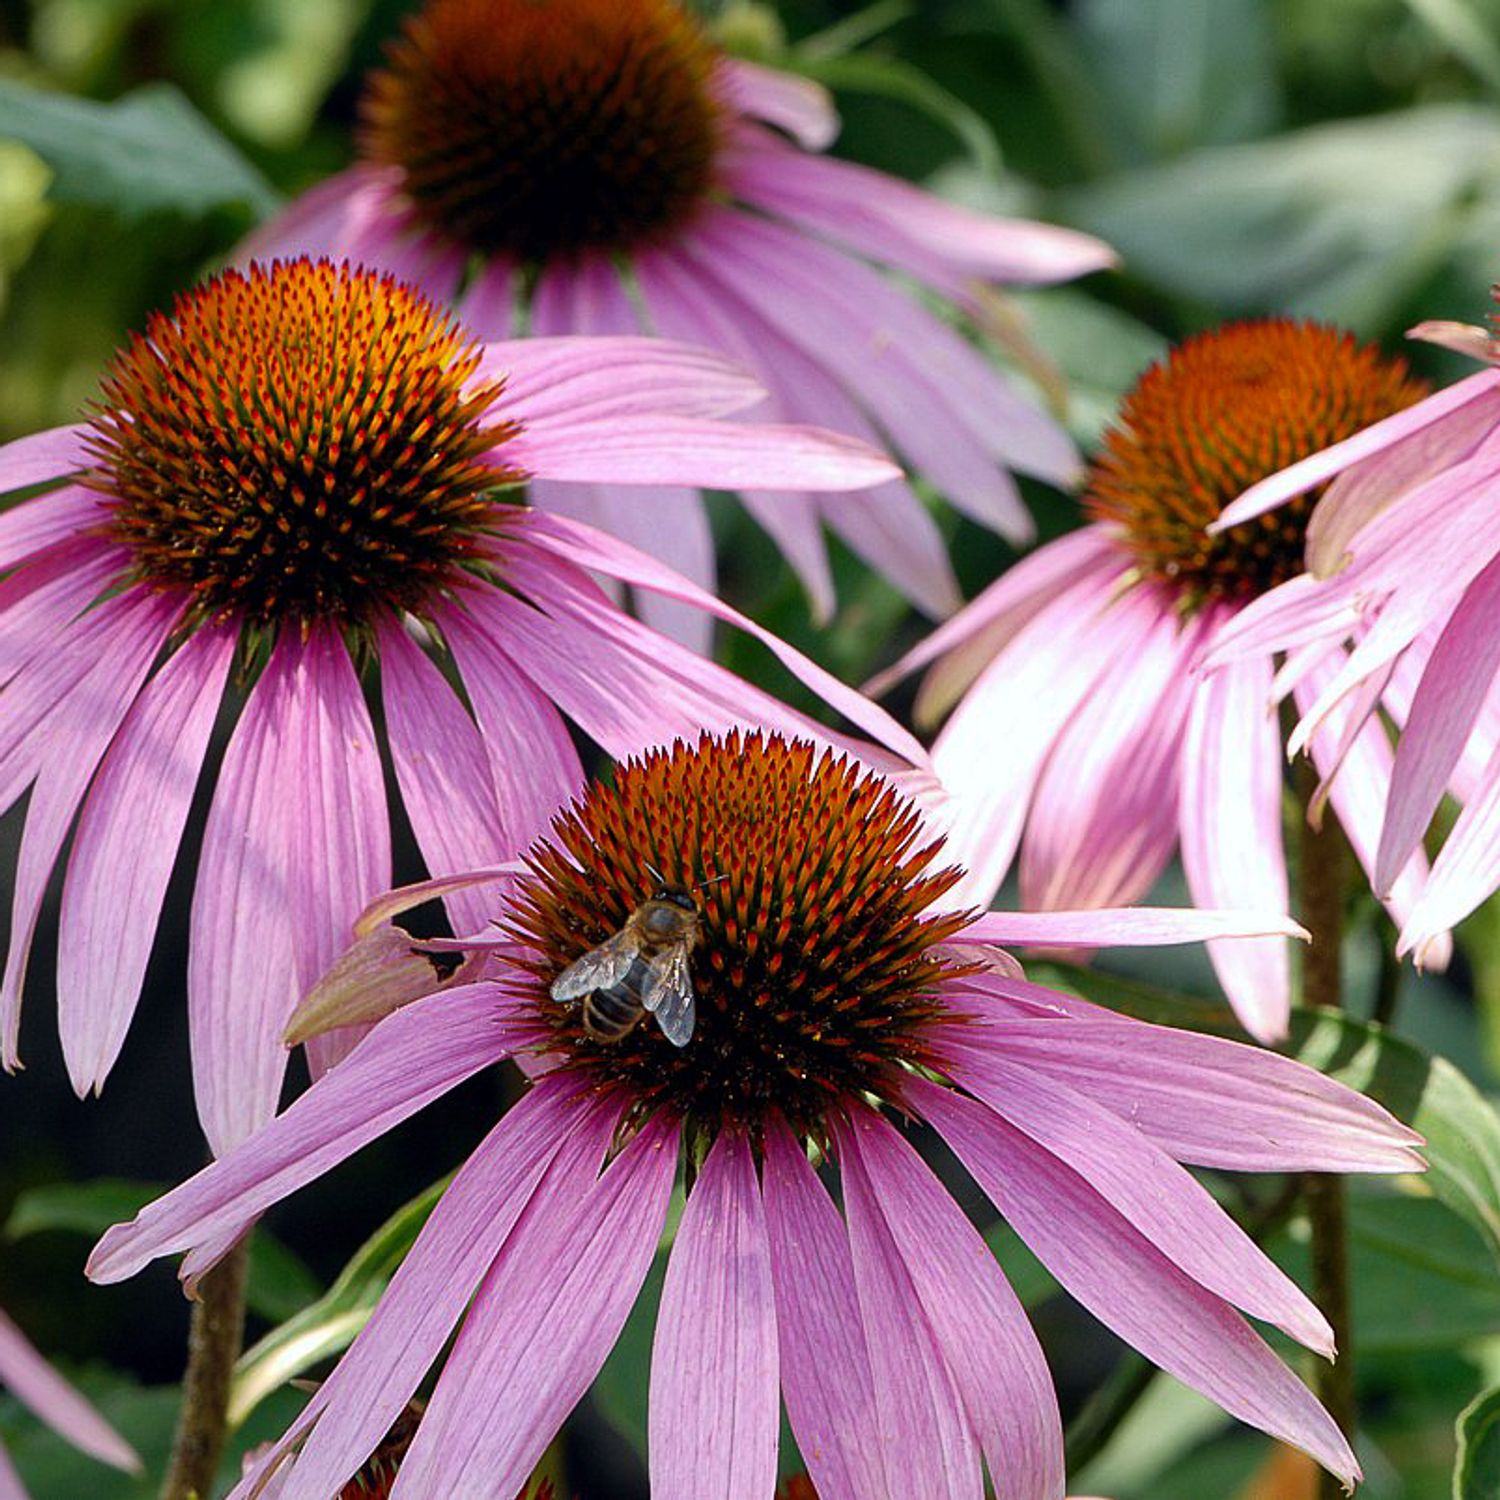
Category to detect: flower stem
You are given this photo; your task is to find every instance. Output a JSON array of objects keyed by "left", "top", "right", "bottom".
[
  {"left": 160, "top": 1235, "right": 251, "bottom": 1500},
  {"left": 1295, "top": 763, "right": 1354, "bottom": 1499}
]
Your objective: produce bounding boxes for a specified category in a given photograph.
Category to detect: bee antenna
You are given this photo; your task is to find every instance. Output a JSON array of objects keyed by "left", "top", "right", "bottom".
[
  {"left": 644, "top": 860, "right": 667, "bottom": 885},
  {"left": 697, "top": 872, "right": 730, "bottom": 890}
]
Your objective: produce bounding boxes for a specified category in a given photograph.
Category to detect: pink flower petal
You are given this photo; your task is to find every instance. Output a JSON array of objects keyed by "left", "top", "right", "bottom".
[
  {"left": 0, "top": 1446, "right": 23, "bottom": 1500},
  {"left": 916, "top": 1079, "right": 1360, "bottom": 1488},
  {"left": 651, "top": 1132, "right": 779, "bottom": 1500},
  {"left": 1376, "top": 552, "right": 1500, "bottom": 895},
  {"left": 637, "top": 243, "right": 957, "bottom": 620},
  {"left": 514, "top": 512, "right": 932, "bottom": 771},
  {"left": 1202, "top": 573, "right": 1363, "bottom": 674},
  {"left": 243, "top": 1074, "right": 598, "bottom": 1500},
  {"left": 715, "top": 57, "right": 840, "bottom": 149},
  {"left": 377, "top": 618, "right": 507, "bottom": 937},
  {"left": 188, "top": 629, "right": 392, "bottom": 1150},
  {"left": 237, "top": 165, "right": 395, "bottom": 263},
  {"left": 761, "top": 1115, "right": 889, "bottom": 1500},
  {"left": 0, "top": 425, "right": 88, "bottom": 497},
  {"left": 89, "top": 981, "right": 528, "bottom": 1286},
  {"left": 0, "top": 1308, "right": 139, "bottom": 1472},
  {"left": 1020, "top": 607, "right": 1200, "bottom": 911},
  {"left": 676, "top": 212, "right": 1040, "bottom": 533},
  {"left": 0, "top": 484, "right": 104, "bottom": 571},
  {"left": 394, "top": 1110, "right": 675, "bottom": 1498},
  {"left": 943, "top": 1008, "right": 1422, "bottom": 1173},
  {"left": 959, "top": 905, "right": 1307, "bottom": 949},
  {"left": 930, "top": 572, "right": 1148, "bottom": 908},
  {"left": 865, "top": 527, "right": 1120, "bottom": 709},
  {"left": 940, "top": 1044, "right": 1332, "bottom": 1354},
  {"left": 725, "top": 126, "right": 1113, "bottom": 290},
  {"left": 482, "top": 335, "right": 765, "bottom": 426},
  {"left": 1210, "top": 368, "right": 1500, "bottom": 532},
  {"left": 841, "top": 1110, "right": 1064, "bottom": 1500},
  {"left": 457, "top": 258, "right": 516, "bottom": 339},
  {"left": 1179, "top": 650, "right": 1292, "bottom": 1043},
  {"left": 437, "top": 602, "right": 585, "bottom": 855},
  {"left": 57, "top": 623, "right": 236, "bottom": 1095},
  {"left": 0, "top": 589, "right": 180, "bottom": 1068},
  {"left": 840, "top": 1128, "right": 984, "bottom": 1499},
  {"left": 0, "top": 544, "right": 126, "bottom": 694}
]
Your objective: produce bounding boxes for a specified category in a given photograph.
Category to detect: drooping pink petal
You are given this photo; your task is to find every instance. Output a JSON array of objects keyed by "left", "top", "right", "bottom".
[
  {"left": 637, "top": 243, "right": 958, "bottom": 620},
  {"left": 1304, "top": 381, "right": 1500, "bottom": 577},
  {"left": 650, "top": 1132, "right": 779, "bottom": 1500},
  {"left": 57, "top": 623, "right": 236, "bottom": 1095},
  {"left": 0, "top": 425, "right": 89, "bottom": 496},
  {"left": 188, "top": 629, "right": 392, "bottom": 1150},
  {"left": 435, "top": 601, "right": 585, "bottom": 855},
  {"left": 481, "top": 335, "right": 765, "bottom": 426},
  {"left": 394, "top": 1110, "right": 675, "bottom": 1498},
  {"left": 513, "top": 512, "right": 932, "bottom": 771},
  {"left": 1179, "top": 648, "right": 1291, "bottom": 1043},
  {"left": 1376, "top": 552, "right": 1500, "bottom": 895},
  {"left": 244, "top": 1073, "right": 600, "bottom": 1499},
  {"left": 930, "top": 573, "right": 1149, "bottom": 907},
  {"left": 674, "top": 212, "right": 1037, "bottom": 535},
  {"left": 840, "top": 1126, "right": 984, "bottom": 1499},
  {"left": 865, "top": 526, "right": 1121, "bottom": 709},
  {"left": 1400, "top": 732, "right": 1500, "bottom": 962},
  {"left": 691, "top": 208, "right": 1080, "bottom": 491},
  {"left": 1020, "top": 607, "right": 1200, "bottom": 910},
  {"left": 377, "top": 618, "right": 508, "bottom": 937},
  {"left": 761, "top": 1115, "right": 889, "bottom": 1500},
  {"left": 0, "top": 1308, "right": 139, "bottom": 1472},
  {"left": 941, "top": 1009, "right": 1423, "bottom": 1173},
  {"left": 89, "top": 981, "right": 528, "bottom": 1286},
  {"left": 236, "top": 165, "right": 395, "bottom": 263},
  {"left": 724, "top": 126, "right": 1113, "bottom": 291},
  {"left": 0, "top": 1445, "right": 24, "bottom": 1500},
  {"left": 939, "top": 1043, "right": 1331, "bottom": 1354},
  {"left": 1210, "top": 368, "right": 1500, "bottom": 532},
  {"left": 0, "top": 589, "right": 181, "bottom": 1068},
  {"left": 915, "top": 1079, "right": 1361, "bottom": 1488},
  {"left": 840, "top": 1110, "right": 1064, "bottom": 1500},
  {"left": 457, "top": 257, "right": 516, "bottom": 339},
  {"left": 527, "top": 256, "right": 719, "bottom": 650},
  {"left": 714, "top": 57, "right": 839, "bottom": 149},
  {"left": 1202, "top": 572, "right": 1364, "bottom": 673}
]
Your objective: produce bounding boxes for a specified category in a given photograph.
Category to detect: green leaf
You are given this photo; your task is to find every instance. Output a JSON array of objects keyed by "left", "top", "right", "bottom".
[
  {"left": 0, "top": 80, "right": 279, "bottom": 221},
  {"left": 5, "top": 1179, "right": 160, "bottom": 1240},
  {"left": 1040, "top": 962, "right": 1500, "bottom": 1265},
  {"left": 1455, "top": 1380, "right": 1500, "bottom": 1499},
  {"left": 229, "top": 1175, "right": 449, "bottom": 1427},
  {"left": 794, "top": 53, "right": 1003, "bottom": 176},
  {"left": 1060, "top": 104, "right": 1500, "bottom": 331}
]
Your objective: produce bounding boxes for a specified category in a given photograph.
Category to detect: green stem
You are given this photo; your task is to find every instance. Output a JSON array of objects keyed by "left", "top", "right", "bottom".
[
  {"left": 1063, "top": 1353, "right": 1157, "bottom": 1475},
  {"left": 1295, "top": 763, "right": 1355, "bottom": 1500},
  {"left": 160, "top": 1236, "right": 251, "bottom": 1500}
]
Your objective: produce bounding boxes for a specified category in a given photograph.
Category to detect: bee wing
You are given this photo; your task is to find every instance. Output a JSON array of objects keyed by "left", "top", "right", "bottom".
[
  {"left": 550, "top": 929, "right": 639, "bottom": 1001},
  {"left": 641, "top": 945, "right": 696, "bottom": 1047}
]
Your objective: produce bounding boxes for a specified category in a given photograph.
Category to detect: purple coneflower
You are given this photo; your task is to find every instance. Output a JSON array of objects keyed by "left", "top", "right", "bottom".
[
  {"left": 0, "top": 1306, "right": 139, "bottom": 1496},
  {"left": 871, "top": 319, "right": 1438, "bottom": 1042},
  {"left": 241, "top": 0, "right": 1114, "bottom": 641},
  {"left": 1208, "top": 306, "right": 1500, "bottom": 966},
  {"left": 0, "top": 255, "right": 916, "bottom": 1154},
  {"left": 91, "top": 730, "right": 1418, "bottom": 1498}
]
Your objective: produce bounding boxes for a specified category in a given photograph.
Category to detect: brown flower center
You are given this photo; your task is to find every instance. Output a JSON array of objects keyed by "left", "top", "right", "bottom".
[
  {"left": 1086, "top": 319, "right": 1427, "bottom": 607},
  {"left": 86, "top": 259, "right": 521, "bottom": 630},
  {"left": 361, "top": 0, "right": 722, "bottom": 262},
  {"left": 509, "top": 731, "right": 973, "bottom": 1145}
]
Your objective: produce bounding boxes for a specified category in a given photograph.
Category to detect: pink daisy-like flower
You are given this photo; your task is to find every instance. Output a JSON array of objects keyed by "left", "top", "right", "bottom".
[
  {"left": 91, "top": 730, "right": 1419, "bottom": 1498},
  {"left": 871, "top": 318, "right": 1441, "bottom": 1043},
  {"left": 1208, "top": 309, "right": 1500, "bottom": 966},
  {"left": 0, "top": 1305, "right": 139, "bottom": 1497},
  {"left": 0, "top": 255, "right": 920, "bottom": 1154},
  {"left": 241, "top": 0, "right": 1114, "bottom": 643}
]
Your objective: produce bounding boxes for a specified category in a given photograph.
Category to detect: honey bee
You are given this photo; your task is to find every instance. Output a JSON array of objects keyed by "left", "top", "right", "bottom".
[{"left": 549, "top": 879, "right": 702, "bottom": 1047}]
